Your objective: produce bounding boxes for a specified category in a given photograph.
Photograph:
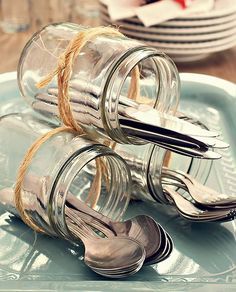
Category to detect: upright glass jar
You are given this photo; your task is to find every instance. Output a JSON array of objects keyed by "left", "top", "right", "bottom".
[
  {"left": 17, "top": 23, "right": 180, "bottom": 145},
  {"left": 0, "top": 113, "right": 131, "bottom": 238}
]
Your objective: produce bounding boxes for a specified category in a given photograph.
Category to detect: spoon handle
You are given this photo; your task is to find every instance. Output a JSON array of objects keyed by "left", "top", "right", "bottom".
[
  {"left": 163, "top": 186, "right": 204, "bottom": 216},
  {"left": 163, "top": 186, "right": 230, "bottom": 219},
  {"left": 67, "top": 206, "right": 116, "bottom": 237},
  {"left": 66, "top": 192, "right": 112, "bottom": 226},
  {"left": 65, "top": 206, "right": 101, "bottom": 243},
  {"left": 36, "top": 82, "right": 228, "bottom": 160}
]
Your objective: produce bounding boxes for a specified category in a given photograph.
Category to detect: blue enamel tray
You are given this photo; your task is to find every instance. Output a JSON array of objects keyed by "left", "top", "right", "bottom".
[{"left": 0, "top": 72, "right": 235, "bottom": 291}]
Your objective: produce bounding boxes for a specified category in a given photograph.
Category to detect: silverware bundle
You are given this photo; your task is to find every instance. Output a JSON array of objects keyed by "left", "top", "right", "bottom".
[
  {"left": 33, "top": 81, "right": 236, "bottom": 217},
  {"left": 36, "top": 81, "right": 235, "bottom": 218},
  {"left": 162, "top": 168, "right": 236, "bottom": 222},
  {"left": 113, "top": 113, "right": 236, "bottom": 222},
  {"left": 34, "top": 81, "right": 228, "bottom": 159},
  {"left": 0, "top": 186, "right": 172, "bottom": 278}
]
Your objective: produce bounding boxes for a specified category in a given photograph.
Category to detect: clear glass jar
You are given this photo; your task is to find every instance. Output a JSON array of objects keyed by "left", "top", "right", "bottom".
[
  {"left": 17, "top": 23, "right": 211, "bottom": 206},
  {"left": 17, "top": 22, "right": 180, "bottom": 145},
  {"left": 0, "top": 113, "right": 131, "bottom": 238},
  {"left": 114, "top": 143, "right": 212, "bottom": 204}
]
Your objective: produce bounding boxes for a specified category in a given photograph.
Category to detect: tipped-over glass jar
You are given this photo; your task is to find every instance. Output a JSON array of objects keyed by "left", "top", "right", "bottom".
[
  {"left": 0, "top": 113, "right": 131, "bottom": 238},
  {"left": 17, "top": 23, "right": 180, "bottom": 145},
  {"left": 114, "top": 143, "right": 212, "bottom": 204}
]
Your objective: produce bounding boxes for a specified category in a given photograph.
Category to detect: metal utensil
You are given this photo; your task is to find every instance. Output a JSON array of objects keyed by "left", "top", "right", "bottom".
[
  {"left": 163, "top": 186, "right": 235, "bottom": 222},
  {"left": 162, "top": 168, "right": 236, "bottom": 208},
  {"left": 121, "top": 123, "right": 222, "bottom": 159},
  {"left": 31, "top": 80, "right": 228, "bottom": 158},
  {"left": 32, "top": 96, "right": 223, "bottom": 159},
  {"left": 144, "top": 225, "right": 173, "bottom": 265},
  {"left": 0, "top": 187, "right": 146, "bottom": 278},
  {"left": 65, "top": 207, "right": 146, "bottom": 278},
  {"left": 66, "top": 195, "right": 169, "bottom": 265}
]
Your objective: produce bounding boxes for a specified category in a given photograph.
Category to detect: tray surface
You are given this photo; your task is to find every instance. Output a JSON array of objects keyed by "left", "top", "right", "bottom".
[{"left": 0, "top": 72, "right": 235, "bottom": 291}]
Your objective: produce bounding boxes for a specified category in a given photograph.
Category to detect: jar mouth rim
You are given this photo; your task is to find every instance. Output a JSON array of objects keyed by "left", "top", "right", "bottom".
[
  {"left": 147, "top": 145, "right": 213, "bottom": 204},
  {"left": 47, "top": 143, "right": 131, "bottom": 239},
  {"left": 100, "top": 46, "right": 177, "bottom": 145},
  {"left": 146, "top": 145, "right": 168, "bottom": 204}
]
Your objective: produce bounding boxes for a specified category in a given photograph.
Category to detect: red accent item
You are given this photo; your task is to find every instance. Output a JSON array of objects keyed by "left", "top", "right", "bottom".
[{"left": 174, "top": 0, "right": 193, "bottom": 9}]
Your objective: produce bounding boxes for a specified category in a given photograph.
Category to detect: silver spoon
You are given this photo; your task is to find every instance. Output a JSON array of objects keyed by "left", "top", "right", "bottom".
[
  {"left": 163, "top": 186, "right": 234, "bottom": 222},
  {"left": 163, "top": 168, "right": 236, "bottom": 208},
  {"left": 69, "top": 206, "right": 173, "bottom": 266},
  {"left": 66, "top": 194, "right": 163, "bottom": 263},
  {"left": 0, "top": 187, "right": 146, "bottom": 278},
  {"left": 32, "top": 97, "right": 222, "bottom": 159},
  {"left": 144, "top": 224, "right": 173, "bottom": 265},
  {"left": 65, "top": 207, "right": 146, "bottom": 277},
  {"left": 33, "top": 83, "right": 228, "bottom": 158},
  {"left": 40, "top": 88, "right": 223, "bottom": 149}
]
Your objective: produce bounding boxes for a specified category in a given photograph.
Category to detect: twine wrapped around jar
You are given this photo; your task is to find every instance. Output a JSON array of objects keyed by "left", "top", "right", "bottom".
[{"left": 15, "top": 26, "right": 140, "bottom": 232}]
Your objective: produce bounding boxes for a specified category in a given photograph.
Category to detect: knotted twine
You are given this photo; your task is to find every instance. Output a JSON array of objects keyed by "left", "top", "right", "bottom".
[{"left": 14, "top": 26, "right": 141, "bottom": 233}]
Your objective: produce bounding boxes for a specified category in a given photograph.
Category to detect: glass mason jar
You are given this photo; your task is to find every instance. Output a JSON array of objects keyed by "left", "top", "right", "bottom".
[
  {"left": 0, "top": 113, "right": 131, "bottom": 239},
  {"left": 114, "top": 141, "right": 213, "bottom": 204},
  {"left": 17, "top": 23, "right": 212, "bottom": 206},
  {"left": 17, "top": 22, "right": 180, "bottom": 145}
]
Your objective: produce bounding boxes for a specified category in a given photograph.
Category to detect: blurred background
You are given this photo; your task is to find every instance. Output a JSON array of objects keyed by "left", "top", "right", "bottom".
[{"left": 0, "top": 0, "right": 235, "bottom": 82}]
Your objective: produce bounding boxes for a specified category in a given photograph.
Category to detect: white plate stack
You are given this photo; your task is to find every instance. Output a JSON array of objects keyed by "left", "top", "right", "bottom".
[{"left": 99, "top": 0, "right": 236, "bottom": 62}]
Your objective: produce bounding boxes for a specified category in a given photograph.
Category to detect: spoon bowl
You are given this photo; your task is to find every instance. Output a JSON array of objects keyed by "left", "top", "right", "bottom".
[
  {"left": 66, "top": 209, "right": 146, "bottom": 277},
  {"left": 163, "top": 186, "right": 234, "bottom": 222},
  {"left": 66, "top": 195, "right": 163, "bottom": 263}
]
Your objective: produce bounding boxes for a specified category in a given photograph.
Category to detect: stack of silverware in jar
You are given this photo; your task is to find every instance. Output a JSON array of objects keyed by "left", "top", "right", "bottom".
[{"left": 0, "top": 23, "right": 235, "bottom": 278}]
